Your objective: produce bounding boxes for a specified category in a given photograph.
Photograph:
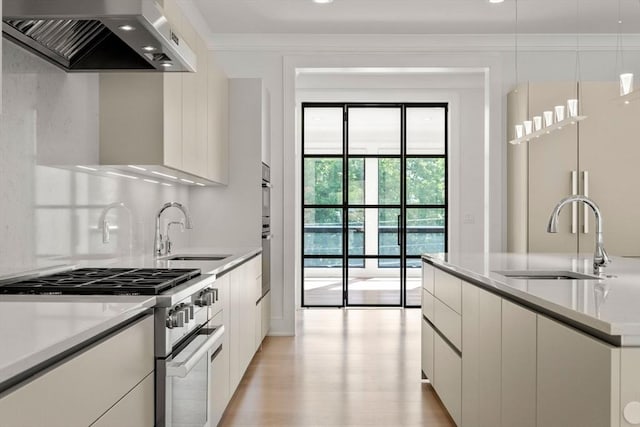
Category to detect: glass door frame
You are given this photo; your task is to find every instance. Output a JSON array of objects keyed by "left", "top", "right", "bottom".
[{"left": 301, "top": 102, "right": 448, "bottom": 308}]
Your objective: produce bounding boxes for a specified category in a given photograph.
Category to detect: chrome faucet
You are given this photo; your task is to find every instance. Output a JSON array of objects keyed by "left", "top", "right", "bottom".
[
  {"left": 547, "top": 195, "right": 610, "bottom": 275},
  {"left": 154, "top": 202, "right": 193, "bottom": 257},
  {"left": 98, "top": 202, "right": 130, "bottom": 244}
]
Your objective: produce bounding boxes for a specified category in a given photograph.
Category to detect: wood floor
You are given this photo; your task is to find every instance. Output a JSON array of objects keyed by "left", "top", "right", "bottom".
[{"left": 219, "top": 308, "right": 455, "bottom": 427}]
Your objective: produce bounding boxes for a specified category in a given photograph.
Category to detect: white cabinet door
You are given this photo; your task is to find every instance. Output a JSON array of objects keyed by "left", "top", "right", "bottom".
[
  {"left": 421, "top": 317, "right": 434, "bottom": 381},
  {"left": 461, "top": 283, "right": 501, "bottom": 427},
  {"left": 434, "top": 333, "right": 462, "bottom": 426},
  {"left": 501, "top": 299, "right": 537, "bottom": 427},
  {"left": 0, "top": 315, "right": 154, "bottom": 427},
  {"left": 537, "top": 315, "right": 620, "bottom": 427},
  {"left": 228, "top": 268, "right": 243, "bottom": 392},
  {"left": 208, "top": 54, "right": 229, "bottom": 184},
  {"left": 92, "top": 373, "right": 155, "bottom": 427}
]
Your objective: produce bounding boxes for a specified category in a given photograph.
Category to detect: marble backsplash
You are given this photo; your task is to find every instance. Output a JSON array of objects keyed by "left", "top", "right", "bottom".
[{"left": 0, "top": 40, "right": 191, "bottom": 275}]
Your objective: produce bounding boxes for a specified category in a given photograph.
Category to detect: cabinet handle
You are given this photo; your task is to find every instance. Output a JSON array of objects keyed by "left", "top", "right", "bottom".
[
  {"left": 571, "top": 170, "right": 577, "bottom": 234},
  {"left": 583, "top": 170, "right": 589, "bottom": 234}
]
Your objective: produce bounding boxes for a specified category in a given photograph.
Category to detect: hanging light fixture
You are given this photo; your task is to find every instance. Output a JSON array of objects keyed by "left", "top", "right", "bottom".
[
  {"left": 617, "top": 0, "right": 634, "bottom": 96},
  {"left": 509, "top": 0, "right": 587, "bottom": 145}
]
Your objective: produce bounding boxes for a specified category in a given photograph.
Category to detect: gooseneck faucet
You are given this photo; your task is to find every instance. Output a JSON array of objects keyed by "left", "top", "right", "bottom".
[
  {"left": 547, "top": 195, "right": 610, "bottom": 275},
  {"left": 154, "top": 202, "right": 193, "bottom": 257}
]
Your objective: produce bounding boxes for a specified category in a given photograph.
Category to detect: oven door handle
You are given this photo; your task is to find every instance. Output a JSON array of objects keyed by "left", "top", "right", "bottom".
[{"left": 166, "top": 326, "right": 225, "bottom": 378}]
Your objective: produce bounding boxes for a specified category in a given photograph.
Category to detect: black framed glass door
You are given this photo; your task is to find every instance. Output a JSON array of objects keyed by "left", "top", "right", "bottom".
[{"left": 302, "top": 103, "right": 448, "bottom": 308}]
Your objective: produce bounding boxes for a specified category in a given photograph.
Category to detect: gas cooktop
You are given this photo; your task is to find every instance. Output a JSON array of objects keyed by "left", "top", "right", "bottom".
[{"left": 0, "top": 267, "right": 201, "bottom": 296}]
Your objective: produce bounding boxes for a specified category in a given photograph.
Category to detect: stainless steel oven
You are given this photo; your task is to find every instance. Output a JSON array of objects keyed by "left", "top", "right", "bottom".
[
  {"left": 155, "top": 274, "right": 224, "bottom": 427},
  {"left": 262, "top": 163, "right": 271, "bottom": 218},
  {"left": 261, "top": 163, "right": 271, "bottom": 299}
]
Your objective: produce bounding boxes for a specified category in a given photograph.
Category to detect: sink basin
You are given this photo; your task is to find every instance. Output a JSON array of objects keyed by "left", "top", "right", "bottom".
[
  {"left": 166, "top": 255, "right": 231, "bottom": 261},
  {"left": 493, "top": 270, "right": 601, "bottom": 280}
]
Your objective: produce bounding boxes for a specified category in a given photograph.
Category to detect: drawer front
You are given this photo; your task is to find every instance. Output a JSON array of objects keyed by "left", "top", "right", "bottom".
[
  {"left": 422, "top": 289, "right": 435, "bottom": 322},
  {"left": 422, "top": 317, "right": 435, "bottom": 381},
  {"left": 0, "top": 315, "right": 154, "bottom": 427},
  {"left": 422, "top": 262, "right": 434, "bottom": 294},
  {"left": 92, "top": 372, "right": 154, "bottom": 427},
  {"left": 434, "top": 332, "right": 462, "bottom": 426},
  {"left": 434, "top": 298, "right": 462, "bottom": 352},
  {"left": 434, "top": 268, "right": 462, "bottom": 314}
]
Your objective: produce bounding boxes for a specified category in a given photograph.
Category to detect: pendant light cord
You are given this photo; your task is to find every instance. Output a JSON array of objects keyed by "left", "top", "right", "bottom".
[{"left": 514, "top": 0, "right": 519, "bottom": 88}]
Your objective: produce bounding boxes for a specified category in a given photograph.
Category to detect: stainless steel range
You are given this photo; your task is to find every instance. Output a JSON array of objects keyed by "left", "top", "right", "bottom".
[{"left": 0, "top": 267, "right": 224, "bottom": 427}]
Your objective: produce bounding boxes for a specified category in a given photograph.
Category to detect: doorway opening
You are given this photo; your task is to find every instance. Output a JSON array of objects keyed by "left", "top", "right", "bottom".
[{"left": 301, "top": 102, "right": 448, "bottom": 308}]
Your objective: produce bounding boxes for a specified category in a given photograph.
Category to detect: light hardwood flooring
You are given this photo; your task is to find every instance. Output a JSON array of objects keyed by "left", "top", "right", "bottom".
[{"left": 219, "top": 308, "right": 455, "bottom": 427}]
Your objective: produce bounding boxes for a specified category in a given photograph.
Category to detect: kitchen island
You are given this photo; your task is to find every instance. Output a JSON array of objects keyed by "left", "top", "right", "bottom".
[{"left": 422, "top": 252, "right": 640, "bottom": 427}]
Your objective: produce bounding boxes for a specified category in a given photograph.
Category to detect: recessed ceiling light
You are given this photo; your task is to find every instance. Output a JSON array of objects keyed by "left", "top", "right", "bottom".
[
  {"left": 161, "top": 62, "right": 173, "bottom": 68},
  {"left": 118, "top": 25, "right": 135, "bottom": 31},
  {"left": 489, "top": 0, "right": 504, "bottom": 3},
  {"left": 142, "top": 46, "right": 156, "bottom": 52},
  {"left": 313, "top": 0, "right": 334, "bottom": 4}
]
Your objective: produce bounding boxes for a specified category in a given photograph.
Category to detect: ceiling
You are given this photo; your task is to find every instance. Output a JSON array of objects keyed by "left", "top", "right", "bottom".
[{"left": 192, "top": 0, "right": 640, "bottom": 35}]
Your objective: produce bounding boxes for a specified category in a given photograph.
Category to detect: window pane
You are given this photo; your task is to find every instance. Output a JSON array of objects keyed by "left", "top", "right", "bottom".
[
  {"left": 348, "top": 208, "right": 365, "bottom": 256},
  {"left": 304, "top": 107, "right": 343, "bottom": 154},
  {"left": 304, "top": 208, "right": 342, "bottom": 255},
  {"left": 304, "top": 158, "right": 342, "bottom": 205},
  {"left": 406, "top": 107, "right": 446, "bottom": 154},
  {"left": 406, "top": 158, "right": 445, "bottom": 205},
  {"left": 378, "top": 208, "right": 401, "bottom": 257},
  {"left": 378, "top": 158, "right": 400, "bottom": 205},
  {"left": 348, "top": 108, "right": 401, "bottom": 155},
  {"left": 304, "top": 260, "right": 343, "bottom": 306},
  {"left": 348, "top": 158, "right": 365, "bottom": 204},
  {"left": 406, "top": 208, "right": 445, "bottom": 256}
]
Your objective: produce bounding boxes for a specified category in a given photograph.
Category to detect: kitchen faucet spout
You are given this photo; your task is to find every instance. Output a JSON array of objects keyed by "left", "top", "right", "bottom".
[
  {"left": 154, "top": 202, "right": 193, "bottom": 257},
  {"left": 547, "top": 195, "right": 610, "bottom": 275}
]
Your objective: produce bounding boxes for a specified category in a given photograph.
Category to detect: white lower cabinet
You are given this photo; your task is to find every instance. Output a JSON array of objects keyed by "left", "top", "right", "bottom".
[
  {"left": 228, "top": 255, "right": 262, "bottom": 396},
  {"left": 434, "top": 332, "right": 462, "bottom": 426},
  {"left": 501, "top": 299, "right": 537, "bottom": 427},
  {"left": 537, "top": 315, "right": 620, "bottom": 427},
  {"left": 421, "top": 317, "right": 434, "bottom": 381},
  {"left": 209, "top": 310, "right": 230, "bottom": 427},
  {"left": 0, "top": 315, "right": 154, "bottom": 427},
  {"left": 92, "top": 373, "right": 155, "bottom": 427},
  {"left": 461, "top": 282, "right": 501, "bottom": 427}
]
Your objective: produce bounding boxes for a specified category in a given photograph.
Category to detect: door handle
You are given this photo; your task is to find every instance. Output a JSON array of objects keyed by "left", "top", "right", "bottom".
[
  {"left": 571, "top": 170, "right": 577, "bottom": 234},
  {"left": 397, "top": 215, "right": 402, "bottom": 246},
  {"left": 583, "top": 170, "right": 589, "bottom": 234}
]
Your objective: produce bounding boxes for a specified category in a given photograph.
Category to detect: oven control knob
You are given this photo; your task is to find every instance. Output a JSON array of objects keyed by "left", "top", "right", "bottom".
[
  {"left": 166, "top": 310, "right": 185, "bottom": 329},
  {"left": 195, "top": 289, "right": 214, "bottom": 306}
]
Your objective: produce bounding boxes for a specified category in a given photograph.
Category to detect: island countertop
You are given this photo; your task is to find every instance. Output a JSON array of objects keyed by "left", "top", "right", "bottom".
[{"left": 422, "top": 252, "right": 640, "bottom": 346}]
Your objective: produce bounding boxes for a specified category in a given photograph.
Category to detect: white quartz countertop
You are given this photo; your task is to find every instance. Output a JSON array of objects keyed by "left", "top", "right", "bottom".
[
  {"left": 422, "top": 252, "right": 640, "bottom": 346},
  {"left": 0, "top": 295, "right": 156, "bottom": 393}
]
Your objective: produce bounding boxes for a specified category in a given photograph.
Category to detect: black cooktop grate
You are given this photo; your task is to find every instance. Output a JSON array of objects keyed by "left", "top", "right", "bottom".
[{"left": 0, "top": 267, "right": 201, "bottom": 295}]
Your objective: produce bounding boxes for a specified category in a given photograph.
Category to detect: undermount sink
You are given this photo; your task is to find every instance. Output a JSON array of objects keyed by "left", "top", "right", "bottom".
[
  {"left": 493, "top": 270, "right": 601, "bottom": 280},
  {"left": 166, "top": 255, "right": 231, "bottom": 261}
]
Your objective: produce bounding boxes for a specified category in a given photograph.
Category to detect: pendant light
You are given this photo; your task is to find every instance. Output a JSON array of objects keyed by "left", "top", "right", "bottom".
[
  {"left": 509, "top": 0, "right": 587, "bottom": 145},
  {"left": 617, "top": 0, "right": 634, "bottom": 96}
]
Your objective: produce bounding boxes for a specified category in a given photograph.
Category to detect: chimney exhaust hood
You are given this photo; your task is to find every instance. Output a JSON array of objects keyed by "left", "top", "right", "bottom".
[{"left": 2, "top": 0, "right": 196, "bottom": 72}]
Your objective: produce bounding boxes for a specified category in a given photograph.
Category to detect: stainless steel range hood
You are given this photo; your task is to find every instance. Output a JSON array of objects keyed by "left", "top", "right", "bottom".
[{"left": 2, "top": 0, "right": 196, "bottom": 72}]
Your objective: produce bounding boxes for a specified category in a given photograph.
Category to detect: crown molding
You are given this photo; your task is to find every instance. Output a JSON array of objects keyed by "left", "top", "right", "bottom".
[{"left": 203, "top": 33, "right": 640, "bottom": 53}]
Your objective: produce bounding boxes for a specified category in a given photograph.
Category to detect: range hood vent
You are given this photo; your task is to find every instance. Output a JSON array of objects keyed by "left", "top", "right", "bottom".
[{"left": 2, "top": 0, "right": 196, "bottom": 72}]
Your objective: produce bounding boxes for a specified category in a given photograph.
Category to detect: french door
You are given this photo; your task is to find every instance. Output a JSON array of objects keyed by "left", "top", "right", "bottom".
[{"left": 302, "top": 103, "right": 448, "bottom": 308}]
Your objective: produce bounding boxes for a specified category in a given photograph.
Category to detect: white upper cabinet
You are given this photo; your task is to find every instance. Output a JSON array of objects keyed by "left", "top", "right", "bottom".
[{"left": 99, "top": 0, "right": 229, "bottom": 185}]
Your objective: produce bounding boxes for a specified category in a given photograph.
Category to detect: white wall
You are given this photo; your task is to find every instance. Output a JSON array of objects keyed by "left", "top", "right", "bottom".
[
  {"left": 0, "top": 40, "right": 190, "bottom": 275},
  {"left": 202, "top": 33, "right": 640, "bottom": 335}
]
